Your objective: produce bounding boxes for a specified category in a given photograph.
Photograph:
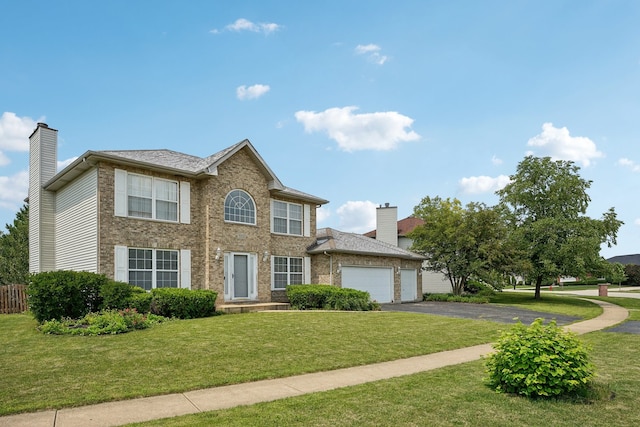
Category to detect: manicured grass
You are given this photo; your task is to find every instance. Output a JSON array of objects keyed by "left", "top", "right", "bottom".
[
  {"left": 0, "top": 311, "right": 502, "bottom": 415},
  {"left": 489, "top": 292, "right": 603, "bottom": 319},
  {"left": 130, "top": 332, "right": 640, "bottom": 427}
]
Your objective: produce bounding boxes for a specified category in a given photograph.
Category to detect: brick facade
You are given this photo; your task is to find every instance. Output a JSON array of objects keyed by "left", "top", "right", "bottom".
[{"left": 97, "top": 146, "right": 317, "bottom": 304}]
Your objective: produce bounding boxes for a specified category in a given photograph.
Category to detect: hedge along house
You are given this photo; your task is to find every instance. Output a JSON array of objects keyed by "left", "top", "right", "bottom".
[
  {"left": 307, "top": 228, "right": 426, "bottom": 303},
  {"left": 28, "top": 123, "right": 329, "bottom": 304}
]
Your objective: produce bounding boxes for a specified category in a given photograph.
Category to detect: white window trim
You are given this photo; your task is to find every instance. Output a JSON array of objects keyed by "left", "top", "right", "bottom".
[
  {"left": 271, "top": 255, "right": 305, "bottom": 290},
  {"left": 114, "top": 168, "right": 190, "bottom": 224},
  {"left": 114, "top": 245, "right": 191, "bottom": 290},
  {"left": 224, "top": 190, "right": 257, "bottom": 225},
  {"left": 271, "top": 200, "right": 305, "bottom": 236}
]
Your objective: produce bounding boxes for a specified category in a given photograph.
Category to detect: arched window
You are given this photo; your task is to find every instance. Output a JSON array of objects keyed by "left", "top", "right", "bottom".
[{"left": 224, "top": 190, "right": 256, "bottom": 224}]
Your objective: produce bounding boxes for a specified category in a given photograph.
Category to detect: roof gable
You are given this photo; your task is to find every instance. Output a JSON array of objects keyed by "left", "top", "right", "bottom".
[{"left": 43, "top": 139, "right": 328, "bottom": 205}]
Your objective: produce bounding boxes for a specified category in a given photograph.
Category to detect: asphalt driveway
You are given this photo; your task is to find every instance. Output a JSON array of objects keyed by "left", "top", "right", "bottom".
[{"left": 381, "top": 301, "right": 581, "bottom": 325}]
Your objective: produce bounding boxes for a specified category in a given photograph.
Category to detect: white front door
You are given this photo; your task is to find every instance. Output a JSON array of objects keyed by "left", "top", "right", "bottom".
[{"left": 224, "top": 252, "right": 257, "bottom": 300}]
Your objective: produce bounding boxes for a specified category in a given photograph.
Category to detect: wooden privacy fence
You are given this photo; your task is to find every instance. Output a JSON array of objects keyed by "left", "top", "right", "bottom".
[{"left": 0, "top": 284, "right": 28, "bottom": 314}]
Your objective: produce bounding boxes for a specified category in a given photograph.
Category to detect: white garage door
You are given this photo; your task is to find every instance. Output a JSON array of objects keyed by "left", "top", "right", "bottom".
[
  {"left": 341, "top": 266, "right": 394, "bottom": 303},
  {"left": 400, "top": 269, "right": 417, "bottom": 302}
]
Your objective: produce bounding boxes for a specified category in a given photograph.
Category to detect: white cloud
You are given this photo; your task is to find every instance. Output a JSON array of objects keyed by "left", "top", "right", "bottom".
[
  {"left": 211, "top": 18, "right": 281, "bottom": 35},
  {"left": 295, "top": 106, "right": 420, "bottom": 152},
  {"left": 618, "top": 158, "right": 640, "bottom": 172},
  {"left": 0, "top": 170, "right": 28, "bottom": 210},
  {"left": 527, "top": 122, "right": 603, "bottom": 167},
  {"left": 0, "top": 151, "right": 9, "bottom": 166},
  {"left": 236, "top": 84, "right": 270, "bottom": 100},
  {"left": 0, "top": 112, "right": 43, "bottom": 152},
  {"left": 58, "top": 156, "right": 78, "bottom": 171},
  {"left": 316, "top": 206, "right": 331, "bottom": 225},
  {"left": 491, "top": 155, "right": 503, "bottom": 166},
  {"left": 336, "top": 200, "right": 377, "bottom": 234},
  {"left": 635, "top": 218, "right": 640, "bottom": 226},
  {"left": 459, "top": 175, "right": 511, "bottom": 194},
  {"left": 355, "top": 44, "right": 388, "bottom": 65}
]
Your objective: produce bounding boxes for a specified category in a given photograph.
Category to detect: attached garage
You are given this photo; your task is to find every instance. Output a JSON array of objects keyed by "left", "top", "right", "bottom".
[{"left": 341, "top": 266, "right": 394, "bottom": 303}]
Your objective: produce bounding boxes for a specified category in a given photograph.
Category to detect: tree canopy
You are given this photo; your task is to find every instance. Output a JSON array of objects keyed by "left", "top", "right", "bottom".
[
  {"left": 0, "top": 204, "right": 29, "bottom": 285},
  {"left": 408, "top": 196, "right": 510, "bottom": 295},
  {"left": 497, "top": 156, "right": 622, "bottom": 299}
]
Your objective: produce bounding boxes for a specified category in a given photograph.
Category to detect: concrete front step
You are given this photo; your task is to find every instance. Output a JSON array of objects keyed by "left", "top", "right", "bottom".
[{"left": 217, "top": 302, "right": 290, "bottom": 314}]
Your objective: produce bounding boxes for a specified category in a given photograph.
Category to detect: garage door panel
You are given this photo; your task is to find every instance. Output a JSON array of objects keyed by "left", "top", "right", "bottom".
[{"left": 342, "top": 266, "right": 393, "bottom": 303}]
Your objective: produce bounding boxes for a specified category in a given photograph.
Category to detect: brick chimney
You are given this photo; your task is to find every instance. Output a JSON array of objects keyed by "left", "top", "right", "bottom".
[
  {"left": 375, "top": 202, "right": 398, "bottom": 246},
  {"left": 28, "top": 122, "right": 58, "bottom": 273}
]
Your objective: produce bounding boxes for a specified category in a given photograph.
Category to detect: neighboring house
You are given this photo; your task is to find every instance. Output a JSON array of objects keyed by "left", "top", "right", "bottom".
[
  {"left": 364, "top": 204, "right": 452, "bottom": 294},
  {"left": 28, "top": 123, "right": 328, "bottom": 304},
  {"left": 607, "top": 254, "right": 640, "bottom": 265},
  {"left": 307, "top": 228, "right": 425, "bottom": 303}
]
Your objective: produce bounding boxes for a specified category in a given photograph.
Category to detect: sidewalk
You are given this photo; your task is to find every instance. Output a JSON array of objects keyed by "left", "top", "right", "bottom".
[{"left": 0, "top": 299, "right": 628, "bottom": 427}]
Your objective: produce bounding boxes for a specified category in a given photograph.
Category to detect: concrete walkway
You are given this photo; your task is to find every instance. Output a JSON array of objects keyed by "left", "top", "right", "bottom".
[{"left": 0, "top": 299, "right": 628, "bottom": 427}]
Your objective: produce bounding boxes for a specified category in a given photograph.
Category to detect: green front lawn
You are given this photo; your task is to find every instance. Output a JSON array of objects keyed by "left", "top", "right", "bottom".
[
  {"left": 130, "top": 332, "right": 640, "bottom": 427},
  {"left": 0, "top": 294, "right": 611, "bottom": 417},
  {"left": 0, "top": 311, "right": 502, "bottom": 415},
  {"left": 489, "top": 292, "right": 603, "bottom": 319}
]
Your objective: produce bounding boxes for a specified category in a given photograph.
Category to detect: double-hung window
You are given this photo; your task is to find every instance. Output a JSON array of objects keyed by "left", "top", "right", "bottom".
[
  {"left": 125, "top": 173, "right": 178, "bottom": 222},
  {"left": 272, "top": 201, "right": 302, "bottom": 235},
  {"left": 272, "top": 256, "right": 303, "bottom": 289},
  {"left": 128, "top": 248, "right": 179, "bottom": 290}
]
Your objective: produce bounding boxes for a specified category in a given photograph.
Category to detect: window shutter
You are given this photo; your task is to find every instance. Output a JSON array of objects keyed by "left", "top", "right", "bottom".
[
  {"left": 303, "top": 204, "right": 311, "bottom": 237},
  {"left": 114, "top": 169, "right": 127, "bottom": 217},
  {"left": 180, "top": 181, "right": 191, "bottom": 224},
  {"left": 304, "top": 256, "right": 311, "bottom": 284},
  {"left": 114, "top": 245, "right": 128, "bottom": 282},
  {"left": 269, "top": 200, "right": 275, "bottom": 233},
  {"left": 223, "top": 253, "right": 231, "bottom": 301},
  {"left": 180, "top": 249, "right": 191, "bottom": 289}
]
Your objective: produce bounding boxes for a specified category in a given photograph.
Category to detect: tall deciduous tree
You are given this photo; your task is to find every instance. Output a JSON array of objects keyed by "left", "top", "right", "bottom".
[
  {"left": 0, "top": 204, "right": 29, "bottom": 285},
  {"left": 408, "top": 196, "right": 510, "bottom": 295},
  {"left": 497, "top": 156, "right": 622, "bottom": 299}
]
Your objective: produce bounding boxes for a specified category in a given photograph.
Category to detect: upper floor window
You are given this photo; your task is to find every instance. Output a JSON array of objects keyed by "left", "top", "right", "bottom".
[
  {"left": 224, "top": 190, "right": 256, "bottom": 224},
  {"left": 272, "top": 200, "right": 302, "bottom": 235},
  {"left": 115, "top": 169, "right": 190, "bottom": 224},
  {"left": 126, "top": 174, "right": 178, "bottom": 221}
]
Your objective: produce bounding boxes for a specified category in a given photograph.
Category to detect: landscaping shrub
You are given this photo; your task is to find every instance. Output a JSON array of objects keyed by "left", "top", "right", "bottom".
[
  {"left": 423, "top": 293, "right": 489, "bottom": 303},
  {"left": 464, "top": 280, "right": 496, "bottom": 297},
  {"left": 150, "top": 288, "right": 218, "bottom": 319},
  {"left": 28, "top": 271, "right": 110, "bottom": 322},
  {"left": 38, "top": 309, "right": 168, "bottom": 335},
  {"left": 128, "top": 288, "right": 153, "bottom": 313},
  {"left": 100, "top": 280, "right": 138, "bottom": 310},
  {"left": 485, "top": 318, "right": 594, "bottom": 398},
  {"left": 286, "top": 284, "right": 378, "bottom": 311}
]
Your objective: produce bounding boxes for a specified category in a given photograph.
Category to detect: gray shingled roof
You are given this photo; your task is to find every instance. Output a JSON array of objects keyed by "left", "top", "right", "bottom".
[
  {"left": 98, "top": 149, "right": 210, "bottom": 172},
  {"left": 44, "top": 140, "right": 329, "bottom": 205},
  {"left": 307, "top": 228, "right": 426, "bottom": 260}
]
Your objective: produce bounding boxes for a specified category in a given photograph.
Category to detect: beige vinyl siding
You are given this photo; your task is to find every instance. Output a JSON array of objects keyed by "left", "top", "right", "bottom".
[
  {"left": 55, "top": 168, "right": 99, "bottom": 272},
  {"left": 28, "top": 127, "right": 57, "bottom": 273}
]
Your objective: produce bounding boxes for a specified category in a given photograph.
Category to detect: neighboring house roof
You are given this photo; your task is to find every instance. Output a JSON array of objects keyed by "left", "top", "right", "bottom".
[
  {"left": 607, "top": 254, "right": 640, "bottom": 265},
  {"left": 43, "top": 139, "right": 328, "bottom": 205},
  {"left": 363, "top": 216, "right": 424, "bottom": 239},
  {"left": 307, "top": 228, "right": 426, "bottom": 260}
]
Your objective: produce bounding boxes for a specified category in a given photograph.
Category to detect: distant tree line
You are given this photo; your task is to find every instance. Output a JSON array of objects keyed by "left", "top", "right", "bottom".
[{"left": 0, "top": 204, "right": 29, "bottom": 285}]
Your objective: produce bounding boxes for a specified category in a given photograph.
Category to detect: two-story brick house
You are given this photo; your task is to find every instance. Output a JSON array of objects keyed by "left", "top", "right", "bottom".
[{"left": 28, "top": 123, "right": 329, "bottom": 304}]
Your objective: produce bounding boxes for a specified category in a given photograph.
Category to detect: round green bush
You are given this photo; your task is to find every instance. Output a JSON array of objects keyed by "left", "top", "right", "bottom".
[{"left": 485, "top": 318, "right": 594, "bottom": 398}]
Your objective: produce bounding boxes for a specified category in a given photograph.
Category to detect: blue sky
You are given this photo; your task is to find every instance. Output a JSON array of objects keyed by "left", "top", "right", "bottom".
[{"left": 1, "top": 1, "right": 639, "bottom": 259}]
